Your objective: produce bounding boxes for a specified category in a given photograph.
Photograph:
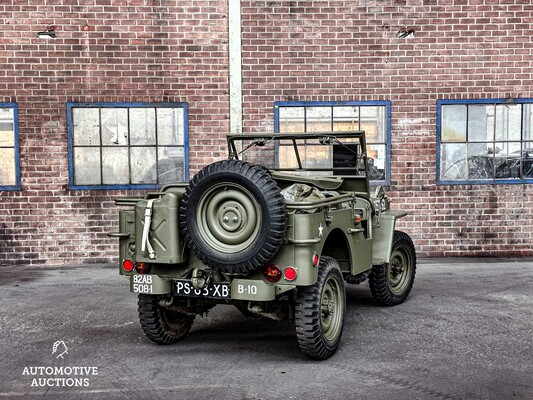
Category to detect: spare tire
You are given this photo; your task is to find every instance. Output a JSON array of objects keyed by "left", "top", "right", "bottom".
[{"left": 180, "top": 160, "right": 287, "bottom": 274}]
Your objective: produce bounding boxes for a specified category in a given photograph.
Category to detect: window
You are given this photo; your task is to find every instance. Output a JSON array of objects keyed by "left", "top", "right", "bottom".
[
  {"left": 67, "top": 102, "right": 188, "bottom": 189},
  {"left": 274, "top": 101, "right": 391, "bottom": 184},
  {"left": 438, "top": 99, "right": 533, "bottom": 184},
  {"left": 0, "top": 103, "right": 20, "bottom": 190}
]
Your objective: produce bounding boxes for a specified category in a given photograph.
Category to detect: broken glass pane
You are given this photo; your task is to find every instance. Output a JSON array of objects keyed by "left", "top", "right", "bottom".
[
  {"left": 441, "top": 105, "right": 467, "bottom": 142},
  {"left": 157, "top": 108, "right": 184, "bottom": 146},
  {"left": 130, "top": 108, "right": 156, "bottom": 145},
  {"left": 468, "top": 105, "right": 494, "bottom": 142},
  {"left": 102, "top": 147, "right": 129, "bottom": 184},
  {"left": 74, "top": 147, "right": 101, "bottom": 185},
  {"left": 158, "top": 147, "right": 185, "bottom": 183},
  {"left": 279, "top": 107, "right": 304, "bottom": 133},
  {"left": 494, "top": 142, "right": 521, "bottom": 179},
  {"left": 440, "top": 143, "right": 467, "bottom": 180},
  {"left": 306, "top": 107, "right": 332, "bottom": 132},
  {"left": 495, "top": 104, "right": 521, "bottom": 141},
  {"left": 101, "top": 108, "right": 128, "bottom": 146},
  {"left": 0, "top": 148, "right": 16, "bottom": 186},
  {"left": 73, "top": 108, "right": 100, "bottom": 146},
  {"left": 131, "top": 147, "right": 157, "bottom": 184},
  {"left": 467, "top": 142, "right": 493, "bottom": 179},
  {"left": 523, "top": 142, "right": 533, "bottom": 178},
  {"left": 367, "top": 144, "right": 386, "bottom": 181}
]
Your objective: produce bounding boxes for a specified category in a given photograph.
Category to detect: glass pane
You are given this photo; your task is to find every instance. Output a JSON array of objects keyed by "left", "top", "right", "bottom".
[
  {"left": 333, "top": 106, "right": 359, "bottom": 133},
  {"left": 279, "top": 107, "right": 304, "bottom": 133},
  {"left": 495, "top": 104, "right": 521, "bottom": 141},
  {"left": 468, "top": 143, "right": 493, "bottom": 179},
  {"left": 73, "top": 108, "right": 100, "bottom": 146},
  {"left": 494, "top": 142, "right": 521, "bottom": 179},
  {"left": 468, "top": 105, "right": 494, "bottom": 142},
  {"left": 360, "top": 106, "right": 385, "bottom": 143},
  {"left": 523, "top": 143, "right": 533, "bottom": 178},
  {"left": 0, "top": 148, "right": 16, "bottom": 186},
  {"left": 440, "top": 143, "right": 467, "bottom": 181},
  {"left": 102, "top": 147, "right": 129, "bottom": 184},
  {"left": 130, "top": 108, "right": 156, "bottom": 145},
  {"left": 279, "top": 145, "right": 301, "bottom": 169},
  {"left": 158, "top": 147, "right": 185, "bottom": 183},
  {"left": 441, "top": 105, "right": 467, "bottom": 142},
  {"left": 306, "top": 107, "right": 331, "bottom": 132},
  {"left": 131, "top": 147, "right": 157, "bottom": 184},
  {"left": 157, "top": 108, "right": 184, "bottom": 146},
  {"left": 304, "top": 145, "right": 331, "bottom": 169},
  {"left": 0, "top": 107, "right": 14, "bottom": 146},
  {"left": 74, "top": 147, "right": 101, "bottom": 185},
  {"left": 367, "top": 144, "right": 386, "bottom": 181},
  {"left": 523, "top": 104, "right": 533, "bottom": 141},
  {"left": 101, "top": 108, "right": 128, "bottom": 146}
]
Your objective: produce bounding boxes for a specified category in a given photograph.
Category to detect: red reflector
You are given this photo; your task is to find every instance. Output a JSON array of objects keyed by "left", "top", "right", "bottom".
[
  {"left": 312, "top": 254, "right": 319, "bottom": 267},
  {"left": 135, "top": 262, "right": 151, "bottom": 274},
  {"left": 284, "top": 267, "right": 297, "bottom": 281},
  {"left": 264, "top": 264, "right": 282, "bottom": 283},
  {"left": 122, "top": 259, "right": 134, "bottom": 272}
]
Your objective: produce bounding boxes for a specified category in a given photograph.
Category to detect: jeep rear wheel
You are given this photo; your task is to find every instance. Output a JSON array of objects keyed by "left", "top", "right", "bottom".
[
  {"left": 295, "top": 256, "right": 346, "bottom": 360},
  {"left": 137, "top": 294, "right": 194, "bottom": 345},
  {"left": 369, "top": 231, "right": 416, "bottom": 306},
  {"left": 180, "top": 160, "right": 287, "bottom": 275}
]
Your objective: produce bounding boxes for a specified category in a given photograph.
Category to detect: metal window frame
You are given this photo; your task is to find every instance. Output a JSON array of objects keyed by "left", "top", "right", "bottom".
[
  {"left": 0, "top": 102, "right": 20, "bottom": 191},
  {"left": 437, "top": 98, "right": 533, "bottom": 185},
  {"left": 273, "top": 100, "right": 392, "bottom": 186},
  {"left": 67, "top": 102, "right": 189, "bottom": 190}
]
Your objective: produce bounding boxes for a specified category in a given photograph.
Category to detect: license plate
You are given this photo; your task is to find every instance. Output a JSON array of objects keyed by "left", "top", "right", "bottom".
[{"left": 173, "top": 280, "right": 231, "bottom": 300}]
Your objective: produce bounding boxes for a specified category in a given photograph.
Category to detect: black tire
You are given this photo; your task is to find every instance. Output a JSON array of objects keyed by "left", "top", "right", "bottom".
[
  {"left": 180, "top": 160, "right": 287, "bottom": 275},
  {"left": 137, "top": 294, "right": 195, "bottom": 345},
  {"left": 295, "top": 256, "right": 346, "bottom": 360},
  {"left": 369, "top": 231, "right": 416, "bottom": 306}
]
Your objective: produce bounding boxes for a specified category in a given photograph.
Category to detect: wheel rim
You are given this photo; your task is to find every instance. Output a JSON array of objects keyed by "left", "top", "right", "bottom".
[
  {"left": 387, "top": 245, "right": 412, "bottom": 295},
  {"left": 320, "top": 275, "right": 343, "bottom": 343},
  {"left": 196, "top": 182, "right": 261, "bottom": 253}
]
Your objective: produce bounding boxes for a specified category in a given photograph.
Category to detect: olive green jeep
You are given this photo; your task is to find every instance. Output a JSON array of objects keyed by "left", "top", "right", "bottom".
[{"left": 110, "top": 131, "right": 416, "bottom": 360}]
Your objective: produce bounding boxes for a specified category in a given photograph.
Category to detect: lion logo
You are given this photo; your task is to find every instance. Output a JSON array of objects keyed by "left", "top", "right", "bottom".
[{"left": 51, "top": 341, "right": 68, "bottom": 359}]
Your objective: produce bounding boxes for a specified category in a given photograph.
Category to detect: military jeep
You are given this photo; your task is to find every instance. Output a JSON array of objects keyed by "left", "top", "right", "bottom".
[{"left": 110, "top": 130, "right": 416, "bottom": 360}]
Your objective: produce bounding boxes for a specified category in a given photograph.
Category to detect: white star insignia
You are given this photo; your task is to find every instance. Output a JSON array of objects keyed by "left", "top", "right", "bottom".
[{"left": 318, "top": 223, "right": 324, "bottom": 237}]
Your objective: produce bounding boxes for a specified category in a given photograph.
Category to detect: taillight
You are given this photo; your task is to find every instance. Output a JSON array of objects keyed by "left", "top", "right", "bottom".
[
  {"left": 135, "top": 262, "right": 151, "bottom": 274},
  {"left": 264, "top": 264, "right": 282, "bottom": 282},
  {"left": 284, "top": 267, "right": 297, "bottom": 281},
  {"left": 122, "top": 259, "right": 134, "bottom": 272},
  {"left": 312, "top": 254, "right": 319, "bottom": 268}
]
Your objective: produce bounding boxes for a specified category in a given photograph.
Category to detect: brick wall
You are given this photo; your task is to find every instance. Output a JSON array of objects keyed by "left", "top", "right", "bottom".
[
  {"left": 2, "top": 0, "right": 533, "bottom": 266},
  {"left": 240, "top": 0, "right": 533, "bottom": 256},
  {"left": 0, "top": 0, "right": 229, "bottom": 265}
]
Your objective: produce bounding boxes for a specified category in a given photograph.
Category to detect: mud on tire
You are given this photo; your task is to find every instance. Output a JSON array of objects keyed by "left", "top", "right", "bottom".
[
  {"left": 138, "top": 294, "right": 195, "bottom": 345},
  {"left": 180, "top": 160, "right": 287, "bottom": 275}
]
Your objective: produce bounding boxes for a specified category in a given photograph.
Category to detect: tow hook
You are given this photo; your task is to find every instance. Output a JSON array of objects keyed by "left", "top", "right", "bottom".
[{"left": 191, "top": 268, "right": 212, "bottom": 290}]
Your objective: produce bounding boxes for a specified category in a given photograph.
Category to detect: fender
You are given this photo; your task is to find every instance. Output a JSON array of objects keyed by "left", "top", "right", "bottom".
[{"left": 372, "top": 210, "right": 407, "bottom": 265}]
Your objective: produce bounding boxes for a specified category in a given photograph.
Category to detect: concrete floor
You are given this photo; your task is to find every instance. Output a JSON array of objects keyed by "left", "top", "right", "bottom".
[{"left": 0, "top": 259, "right": 532, "bottom": 400}]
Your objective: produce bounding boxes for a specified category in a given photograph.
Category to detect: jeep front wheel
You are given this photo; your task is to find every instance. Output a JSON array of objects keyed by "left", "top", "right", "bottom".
[
  {"left": 295, "top": 256, "right": 346, "bottom": 360},
  {"left": 180, "top": 160, "right": 287, "bottom": 275},
  {"left": 137, "top": 294, "right": 195, "bottom": 345},
  {"left": 369, "top": 230, "right": 416, "bottom": 306}
]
